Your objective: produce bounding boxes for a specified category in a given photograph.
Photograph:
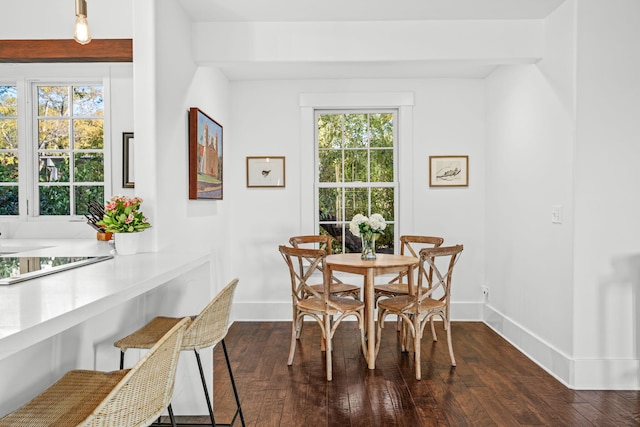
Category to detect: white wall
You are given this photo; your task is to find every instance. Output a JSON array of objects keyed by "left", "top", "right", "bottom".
[
  {"left": 227, "top": 78, "right": 486, "bottom": 320},
  {"left": 135, "top": 0, "right": 234, "bottom": 289},
  {"left": 484, "top": 0, "right": 575, "bottom": 384},
  {"left": 572, "top": 0, "right": 640, "bottom": 389}
]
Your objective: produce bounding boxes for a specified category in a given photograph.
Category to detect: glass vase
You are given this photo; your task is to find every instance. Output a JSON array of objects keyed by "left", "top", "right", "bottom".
[{"left": 361, "top": 232, "right": 377, "bottom": 260}]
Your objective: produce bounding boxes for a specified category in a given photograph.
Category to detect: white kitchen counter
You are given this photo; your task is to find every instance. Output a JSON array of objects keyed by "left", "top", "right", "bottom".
[{"left": 0, "top": 239, "right": 213, "bottom": 416}]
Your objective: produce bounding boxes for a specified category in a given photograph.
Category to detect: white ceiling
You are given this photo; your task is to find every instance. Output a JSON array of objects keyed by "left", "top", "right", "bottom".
[
  {"left": 178, "top": 0, "right": 565, "bottom": 22},
  {"left": 177, "top": 0, "right": 566, "bottom": 80}
]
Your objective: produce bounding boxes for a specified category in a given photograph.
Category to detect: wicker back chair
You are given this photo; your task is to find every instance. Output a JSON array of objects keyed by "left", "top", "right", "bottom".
[
  {"left": 0, "top": 317, "right": 190, "bottom": 427},
  {"left": 279, "top": 245, "right": 366, "bottom": 380},
  {"left": 289, "top": 235, "right": 360, "bottom": 300},
  {"left": 114, "top": 278, "right": 245, "bottom": 427},
  {"left": 376, "top": 245, "right": 463, "bottom": 380}
]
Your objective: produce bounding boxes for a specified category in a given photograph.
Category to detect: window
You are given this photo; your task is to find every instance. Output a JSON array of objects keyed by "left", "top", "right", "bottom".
[
  {"left": 36, "top": 84, "right": 105, "bottom": 216},
  {"left": 0, "top": 86, "right": 18, "bottom": 215},
  {"left": 316, "top": 110, "right": 397, "bottom": 254},
  {"left": 0, "top": 81, "right": 107, "bottom": 218}
]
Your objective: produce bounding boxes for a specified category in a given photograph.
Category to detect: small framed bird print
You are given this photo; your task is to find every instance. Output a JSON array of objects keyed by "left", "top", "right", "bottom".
[
  {"left": 429, "top": 155, "right": 469, "bottom": 187},
  {"left": 246, "top": 156, "right": 286, "bottom": 188}
]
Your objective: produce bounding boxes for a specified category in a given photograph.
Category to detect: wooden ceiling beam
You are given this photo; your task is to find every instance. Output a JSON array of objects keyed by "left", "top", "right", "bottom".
[{"left": 0, "top": 39, "right": 133, "bottom": 63}]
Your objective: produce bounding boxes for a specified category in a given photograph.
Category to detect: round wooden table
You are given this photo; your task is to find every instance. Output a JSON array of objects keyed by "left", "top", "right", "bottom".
[{"left": 325, "top": 253, "right": 419, "bottom": 369}]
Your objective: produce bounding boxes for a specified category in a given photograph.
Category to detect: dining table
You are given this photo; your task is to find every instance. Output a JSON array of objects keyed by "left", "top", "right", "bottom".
[{"left": 325, "top": 253, "right": 419, "bottom": 369}]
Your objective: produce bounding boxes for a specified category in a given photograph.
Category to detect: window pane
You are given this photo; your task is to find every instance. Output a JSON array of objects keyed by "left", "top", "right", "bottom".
[
  {"left": 344, "top": 187, "right": 368, "bottom": 220},
  {"left": 0, "top": 86, "right": 17, "bottom": 116},
  {"left": 319, "top": 187, "right": 341, "bottom": 221},
  {"left": 318, "top": 150, "right": 342, "bottom": 183},
  {"left": 318, "top": 114, "right": 342, "bottom": 149},
  {"left": 0, "top": 119, "right": 17, "bottom": 149},
  {"left": 74, "top": 120, "right": 104, "bottom": 149},
  {"left": 344, "top": 150, "right": 367, "bottom": 182},
  {"left": 75, "top": 185, "right": 103, "bottom": 216},
  {"left": 39, "top": 186, "right": 70, "bottom": 215},
  {"left": 371, "top": 187, "right": 394, "bottom": 220},
  {"left": 39, "top": 119, "right": 70, "bottom": 149},
  {"left": 377, "top": 225, "right": 395, "bottom": 254},
  {"left": 38, "top": 86, "right": 69, "bottom": 117},
  {"left": 0, "top": 186, "right": 18, "bottom": 215},
  {"left": 370, "top": 113, "right": 394, "bottom": 148},
  {"left": 343, "top": 114, "right": 368, "bottom": 149},
  {"left": 39, "top": 153, "right": 70, "bottom": 182},
  {"left": 74, "top": 153, "right": 104, "bottom": 182},
  {"left": 73, "top": 86, "right": 104, "bottom": 116},
  {"left": 0, "top": 153, "right": 18, "bottom": 182},
  {"left": 370, "top": 149, "right": 394, "bottom": 182}
]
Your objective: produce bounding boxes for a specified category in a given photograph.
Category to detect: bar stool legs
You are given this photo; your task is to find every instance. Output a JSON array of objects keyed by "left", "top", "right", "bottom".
[
  {"left": 221, "top": 339, "right": 246, "bottom": 427},
  {"left": 196, "top": 340, "right": 246, "bottom": 427},
  {"left": 120, "top": 339, "right": 245, "bottom": 427}
]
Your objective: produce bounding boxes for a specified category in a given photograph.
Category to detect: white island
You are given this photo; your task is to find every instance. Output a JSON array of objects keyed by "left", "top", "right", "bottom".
[{"left": 0, "top": 239, "right": 213, "bottom": 417}]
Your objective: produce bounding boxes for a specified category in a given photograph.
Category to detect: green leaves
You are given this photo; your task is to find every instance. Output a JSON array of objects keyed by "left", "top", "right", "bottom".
[{"left": 97, "top": 195, "right": 151, "bottom": 233}]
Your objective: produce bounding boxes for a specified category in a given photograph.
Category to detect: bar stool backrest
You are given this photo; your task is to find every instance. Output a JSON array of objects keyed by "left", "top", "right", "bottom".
[
  {"left": 181, "top": 278, "right": 239, "bottom": 350},
  {"left": 85, "top": 316, "right": 190, "bottom": 426}
]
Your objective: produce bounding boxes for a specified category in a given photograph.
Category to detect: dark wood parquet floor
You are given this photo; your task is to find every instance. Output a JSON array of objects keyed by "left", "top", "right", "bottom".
[{"left": 175, "top": 321, "right": 640, "bottom": 426}]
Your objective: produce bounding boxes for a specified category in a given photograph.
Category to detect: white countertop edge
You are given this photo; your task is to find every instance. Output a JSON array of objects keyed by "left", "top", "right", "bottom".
[{"left": 0, "top": 240, "right": 211, "bottom": 361}]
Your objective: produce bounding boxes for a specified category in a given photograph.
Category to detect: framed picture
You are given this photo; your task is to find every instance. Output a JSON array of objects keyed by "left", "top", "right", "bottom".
[
  {"left": 122, "top": 132, "right": 134, "bottom": 188},
  {"left": 246, "top": 156, "right": 286, "bottom": 188},
  {"left": 189, "top": 107, "right": 223, "bottom": 199},
  {"left": 429, "top": 155, "right": 469, "bottom": 187}
]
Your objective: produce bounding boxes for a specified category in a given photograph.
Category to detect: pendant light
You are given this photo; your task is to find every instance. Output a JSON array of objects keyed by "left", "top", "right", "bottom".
[{"left": 74, "top": 0, "right": 92, "bottom": 45}]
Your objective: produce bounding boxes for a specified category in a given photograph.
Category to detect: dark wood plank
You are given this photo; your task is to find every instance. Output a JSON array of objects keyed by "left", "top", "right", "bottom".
[
  {"left": 206, "top": 321, "right": 640, "bottom": 427},
  {"left": 0, "top": 39, "right": 132, "bottom": 62}
]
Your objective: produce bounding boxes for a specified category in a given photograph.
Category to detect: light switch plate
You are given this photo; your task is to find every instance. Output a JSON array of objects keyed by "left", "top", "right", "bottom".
[{"left": 551, "top": 205, "right": 562, "bottom": 224}]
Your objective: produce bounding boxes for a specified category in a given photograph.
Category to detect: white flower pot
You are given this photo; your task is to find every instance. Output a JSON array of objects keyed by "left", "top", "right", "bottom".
[{"left": 114, "top": 232, "right": 140, "bottom": 255}]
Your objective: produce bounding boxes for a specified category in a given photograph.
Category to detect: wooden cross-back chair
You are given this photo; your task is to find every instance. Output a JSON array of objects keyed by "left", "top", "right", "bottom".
[
  {"left": 289, "top": 235, "right": 361, "bottom": 300},
  {"left": 279, "top": 245, "right": 366, "bottom": 381},
  {"left": 374, "top": 235, "right": 444, "bottom": 304},
  {"left": 375, "top": 244, "right": 463, "bottom": 380}
]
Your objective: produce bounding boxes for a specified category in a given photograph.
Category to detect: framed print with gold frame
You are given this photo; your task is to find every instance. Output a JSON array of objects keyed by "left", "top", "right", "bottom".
[
  {"left": 429, "top": 155, "right": 469, "bottom": 187},
  {"left": 246, "top": 156, "right": 285, "bottom": 188}
]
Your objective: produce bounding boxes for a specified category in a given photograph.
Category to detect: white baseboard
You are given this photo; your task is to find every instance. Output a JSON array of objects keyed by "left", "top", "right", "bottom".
[{"left": 483, "top": 304, "right": 640, "bottom": 390}]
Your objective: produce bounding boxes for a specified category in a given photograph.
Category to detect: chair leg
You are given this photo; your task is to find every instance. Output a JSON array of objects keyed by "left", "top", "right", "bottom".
[
  {"left": 194, "top": 349, "right": 216, "bottom": 426},
  {"left": 324, "top": 314, "right": 332, "bottom": 381},
  {"left": 119, "top": 350, "right": 125, "bottom": 369},
  {"left": 446, "top": 320, "right": 456, "bottom": 367},
  {"left": 414, "top": 316, "right": 422, "bottom": 380},
  {"left": 430, "top": 317, "right": 438, "bottom": 341},
  {"left": 222, "top": 339, "right": 246, "bottom": 427},
  {"left": 288, "top": 316, "right": 298, "bottom": 365},
  {"left": 168, "top": 403, "right": 177, "bottom": 427}
]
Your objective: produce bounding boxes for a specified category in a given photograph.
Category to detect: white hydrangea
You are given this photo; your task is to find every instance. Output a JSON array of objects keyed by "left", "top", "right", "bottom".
[
  {"left": 349, "top": 214, "right": 367, "bottom": 237},
  {"left": 368, "top": 213, "right": 387, "bottom": 231},
  {"left": 349, "top": 213, "right": 386, "bottom": 236}
]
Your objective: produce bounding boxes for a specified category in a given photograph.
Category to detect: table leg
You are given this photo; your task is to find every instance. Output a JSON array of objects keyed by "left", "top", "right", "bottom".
[{"left": 364, "top": 269, "right": 375, "bottom": 369}]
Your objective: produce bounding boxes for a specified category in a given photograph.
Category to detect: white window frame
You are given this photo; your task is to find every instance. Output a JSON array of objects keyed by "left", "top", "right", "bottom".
[
  {"left": 300, "top": 92, "right": 415, "bottom": 250},
  {"left": 0, "top": 73, "right": 112, "bottom": 221},
  {"left": 315, "top": 109, "right": 398, "bottom": 253}
]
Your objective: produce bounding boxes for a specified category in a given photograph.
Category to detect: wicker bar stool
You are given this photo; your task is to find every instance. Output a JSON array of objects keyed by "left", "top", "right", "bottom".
[
  {"left": 114, "top": 278, "right": 245, "bottom": 427},
  {"left": 0, "top": 317, "right": 190, "bottom": 427}
]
